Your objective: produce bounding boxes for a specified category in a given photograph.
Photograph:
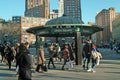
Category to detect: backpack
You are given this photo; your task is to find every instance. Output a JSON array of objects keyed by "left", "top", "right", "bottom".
[{"left": 91, "top": 51, "right": 98, "bottom": 59}]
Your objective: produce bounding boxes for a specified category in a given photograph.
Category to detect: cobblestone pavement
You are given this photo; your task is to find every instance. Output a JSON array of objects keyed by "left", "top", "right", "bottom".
[{"left": 0, "top": 48, "right": 120, "bottom": 80}]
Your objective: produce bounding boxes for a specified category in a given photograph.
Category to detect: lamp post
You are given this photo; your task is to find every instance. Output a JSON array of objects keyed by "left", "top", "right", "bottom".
[
  {"left": 20, "top": 17, "right": 22, "bottom": 43},
  {"left": 4, "top": 34, "right": 8, "bottom": 44}
]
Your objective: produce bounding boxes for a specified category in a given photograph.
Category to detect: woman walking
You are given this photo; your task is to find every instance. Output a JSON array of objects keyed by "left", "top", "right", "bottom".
[
  {"left": 5, "top": 46, "right": 14, "bottom": 69},
  {"left": 61, "top": 44, "right": 70, "bottom": 70},
  {"left": 47, "top": 43, "right": 56, "bottom": 69},
  {"left": 35, "top": 46, "right": 45, "bottom": 73}
]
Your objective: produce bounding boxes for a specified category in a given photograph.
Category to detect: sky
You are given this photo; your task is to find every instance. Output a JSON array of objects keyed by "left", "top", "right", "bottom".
[{"left": 0, "top": 0, "right": 120, "bottom": 23}]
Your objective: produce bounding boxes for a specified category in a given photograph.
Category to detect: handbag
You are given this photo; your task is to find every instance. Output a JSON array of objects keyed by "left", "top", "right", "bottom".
[
  {"left": 91, "top": 51, "right": 98, "bottom": 59},
  {"left": 16, "top": 65, "right": 19, "bottom": 72},
  {"left": 66, "top": 60, "right": 73, "bottom": 68},
  {"left": 42, "top": 62, "right": 48, "bottom": 72}
]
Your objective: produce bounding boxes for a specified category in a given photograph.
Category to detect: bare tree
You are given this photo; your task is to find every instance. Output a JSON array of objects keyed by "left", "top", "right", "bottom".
[{"left": 0, "top": 23, "right": 20, "bottom": 45}]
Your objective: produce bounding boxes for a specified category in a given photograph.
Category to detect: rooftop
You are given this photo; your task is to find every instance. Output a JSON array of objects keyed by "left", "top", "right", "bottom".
[{"left": 45, "top": 15, "right": 84, "bottom": 25}]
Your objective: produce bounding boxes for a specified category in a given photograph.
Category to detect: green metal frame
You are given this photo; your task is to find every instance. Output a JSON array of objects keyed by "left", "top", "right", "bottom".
[{"left": 26, "top": 24, "right": 103, "bottom": 37}]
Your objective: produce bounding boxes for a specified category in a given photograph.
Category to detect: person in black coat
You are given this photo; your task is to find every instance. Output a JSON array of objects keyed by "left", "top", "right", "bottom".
[
  {"left": 83, "top": 40, "right": 92, "bottom": 70},
  {"left": 5, "top": 46, "right": 14, "bottom": 69},
  {"left": 18, "top": 43, "right": 32, "bottom": 80},
  {"left": 0, "top": 44, "right": 6, "bottom": 63}
]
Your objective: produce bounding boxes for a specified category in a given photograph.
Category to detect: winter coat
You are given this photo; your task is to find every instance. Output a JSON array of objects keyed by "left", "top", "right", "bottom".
[
  {"left": 63, "top": 48, "right": 70, "bottom": 60},
  {"left": 18, "top": 51, "right": 32, "bottom": 80},
  {"left": 37, "top": 49, "right": 45, "bottom": 65}
]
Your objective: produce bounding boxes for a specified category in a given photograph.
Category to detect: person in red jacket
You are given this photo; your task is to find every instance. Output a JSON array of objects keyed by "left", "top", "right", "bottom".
[{"left": 61, "top": 44, "right": 70, "bottom": 70}]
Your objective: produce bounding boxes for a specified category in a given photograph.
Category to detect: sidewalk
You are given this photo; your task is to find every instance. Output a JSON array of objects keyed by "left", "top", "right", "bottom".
[{"left": 0, "top": 48, "right": 120, "bottom": 80}]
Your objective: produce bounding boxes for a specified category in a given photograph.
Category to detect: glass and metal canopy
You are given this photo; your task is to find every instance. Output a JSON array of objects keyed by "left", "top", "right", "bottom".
[{"left": 26, "top": 16, "right": 103, "bottom": 37}]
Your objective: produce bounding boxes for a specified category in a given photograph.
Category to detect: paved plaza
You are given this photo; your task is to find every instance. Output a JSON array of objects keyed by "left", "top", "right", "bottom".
[{"left": 0, "top": 48, "right": 120, "bottom": 80}]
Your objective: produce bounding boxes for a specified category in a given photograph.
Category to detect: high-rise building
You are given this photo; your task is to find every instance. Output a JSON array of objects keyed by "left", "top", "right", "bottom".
[
  {"left": 112, "top": 13, "right": 120, "bottom": 42},
  {"left": 50, "top": 9, "right": 59, "bottom": 19},
  {"left": 12, "top": 16, "right": 48, "bottom": 43},
  {"left": 58, "top": 0, "right": 64, "bottom": 17},
  {"left": 25, "top": 0, "right": 50, "bottom": 19},
  {"left": 63, "top": 0, "right": 82, "bottom": 21},
  {"left": 95, "top": 7, "right": 116, "bottom": 45}
]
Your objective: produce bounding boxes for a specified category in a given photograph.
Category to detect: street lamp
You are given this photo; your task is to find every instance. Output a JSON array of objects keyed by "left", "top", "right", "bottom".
[{"left": 4, "top": 34, "right": 8, "bottom": 44}]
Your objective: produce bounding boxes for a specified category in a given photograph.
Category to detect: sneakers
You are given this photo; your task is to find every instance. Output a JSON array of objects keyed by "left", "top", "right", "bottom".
[
  {"left": 91, "top": 69, "right": 96, "bottom": 73},
  {"left": 87, "top": 69, "right": 96, "bottom": 73},
  {"left": 16, "top": 72, "right": 19, "bottom": 77},
  {"left": 87, "top": 69, "right": 92, "bottom": 72}
]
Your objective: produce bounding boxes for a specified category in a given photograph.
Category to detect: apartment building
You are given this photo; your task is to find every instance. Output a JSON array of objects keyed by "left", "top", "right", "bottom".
[
  {"left": 49, "top": 9, "right": 59, "bottom": 19},
  {"left": 12, "top": 16, "right": 48, "bottom": 43},
  {"left": 112, "top": 13, "right": 120, "bottom": 42},
  {"left": 95, "top": 7, "right": 116, "bottom": 45},
  {"left": 63, "top": 0, "right": 82, "bottom": 21},
  {"left": 25, "top": 0, "right": 50, "bottom": 19}
]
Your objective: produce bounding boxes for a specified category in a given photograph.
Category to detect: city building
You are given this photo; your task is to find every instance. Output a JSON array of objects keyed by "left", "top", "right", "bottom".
[
  {"left": 95, "top": 7, "right": 116, "bottom": 45},
  {"left": 58, "top": 0, "right": 64, "bottom": 17},
  {"left": 87, "top": 22, "right": 97, "bottom": 43},
  {"left": 12, "top": 16, "right": 48, "bottom": 43},
  {"left": 25, "top": 0, "right": 50, "bottom": 19},
  {"left": 63, "top": 0, "right": 83, "bottom": 22},
  {"left": 49, "top": 9, "right": 59, "bottom": 19},
  {"left": 0, "top": 18, "right": 5, "bottom": 23},
  {"left": 112, "top": 13, "right": 120, "bottom": 42}
]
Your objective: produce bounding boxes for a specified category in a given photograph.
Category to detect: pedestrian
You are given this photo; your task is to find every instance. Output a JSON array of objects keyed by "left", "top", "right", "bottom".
[
  {"left": 24, "top": 42, "right": 30, "bottom": 53},
  {"left": 0, "top": 44, "right": 5, "bottom": 63},
  {"left": 11, "top": 46, "right": 16, "bottom": 62},
  {"left": 68, "top": 43, "right": 75, "bottom": 61},
  {"left": 15, "top": 43, "right": 20, "bottom": 75},
  {"left": 35, "top": 46, "right": 45, "bottom": 73},
  {"left": 18, "top": 43, "right": 32, "bottom": 80},
  {"left": 54, "top": 43, "right": 61, "bottom": 61},
  {"left": 47, "top": 43, "right": 56, "bottom": 69},
  {"left": 96, "top": 50, "right": 102, "bottom": 66},
  {"left": 82, "top": 41, "right": 87, "bottom": 70},
  {"left": 83, "top": 40, "right": 92, "bottom": 70},
  {"left": 61, "top": 44, "right": 70, "bottom": 70},
  {"left": 88, "top": 43, "right": 98, "bottom": 72},
  {"left": 5, "top": 46, "right": 14, "bottom": 69},
  {"left": 2, "top": 44, "right": 8, "bottom": 63}
]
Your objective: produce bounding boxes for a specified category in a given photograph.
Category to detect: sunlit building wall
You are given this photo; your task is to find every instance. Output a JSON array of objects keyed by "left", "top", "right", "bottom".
[
  {"left": 25, "top": 0, "right": 50, "bottom": 19},
  {"left": 58, "top": 0, "right": 64, "bottom": 17},
  {"left": 12, "top": 16, "right": 48, "bottom": 43},
  {"left": 63, "top": 0, "right": 82, "bottom": 21},
  {"left": 112, "top": 13, "right": 120, "bottom": 42},
  {"left": 95, "top": 7, "right": 115, "bottom": 45},
  {"left": 50, "top": 10, "right": 59, "bottom": 19}
]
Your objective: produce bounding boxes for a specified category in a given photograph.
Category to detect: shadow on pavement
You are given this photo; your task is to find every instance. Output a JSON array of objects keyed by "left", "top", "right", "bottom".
[
  {"left": 33, "top": 72, "right": 82, "bottom": 80},
  {"left": 98, "top": 66, "right": 120, "bottom": 69},
  {"left": 0, "top": 73, "right": 15, "bottom": 77},
  {"left": 104, "top": 71, "right": 120, "bottom": 74},
  {"left": 101, "top": 60, "right": 120, "bottom": 65}
]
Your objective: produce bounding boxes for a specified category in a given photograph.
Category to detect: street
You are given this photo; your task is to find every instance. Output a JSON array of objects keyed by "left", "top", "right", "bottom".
[{"left": 0, "top": 48, "right": 120, "bottom": 80}]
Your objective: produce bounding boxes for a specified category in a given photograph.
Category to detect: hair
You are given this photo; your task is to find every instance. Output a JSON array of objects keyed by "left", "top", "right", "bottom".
[
  {"left": 64, "top": 44, "right": 69, "bottom": 49},
  {"left": 24, "top": 42, "right": 29, "bottom": 45},
  {"left": 16, "top": 43, "right": 20, "bottom": 46},
  {"left": 19, "top": 43, "right": 27, "bottom": 53}
]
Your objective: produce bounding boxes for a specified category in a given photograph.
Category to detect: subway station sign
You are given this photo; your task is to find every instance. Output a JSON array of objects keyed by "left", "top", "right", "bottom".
[
  {"left": 51, "top": 28, "right": 80, "bottom": 33},
  {"left": 35, "top": 26, "right": 96, "bottom": 35}
]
